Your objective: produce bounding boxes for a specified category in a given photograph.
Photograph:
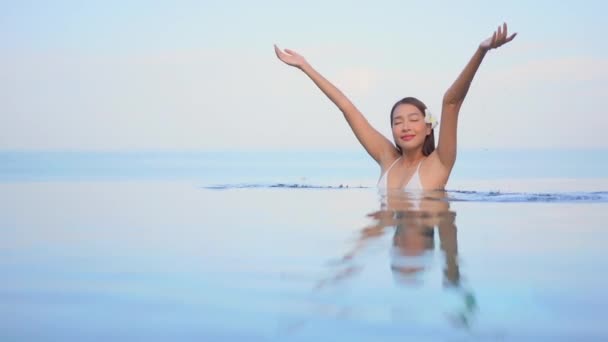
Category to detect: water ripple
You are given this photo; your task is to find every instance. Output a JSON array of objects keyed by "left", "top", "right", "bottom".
[{"left": 203, "top": 183, "right": 608, "bottom": 203}]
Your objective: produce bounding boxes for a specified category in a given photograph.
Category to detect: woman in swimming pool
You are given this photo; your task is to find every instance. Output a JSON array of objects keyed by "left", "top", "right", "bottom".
[{"left": 275, "top": 23, "right": 516, "bottom": 191}]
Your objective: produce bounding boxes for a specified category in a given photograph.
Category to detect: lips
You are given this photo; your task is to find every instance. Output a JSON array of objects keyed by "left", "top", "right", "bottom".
[{"left": 400, "top": 135, "right": 415, "bottom": 141}]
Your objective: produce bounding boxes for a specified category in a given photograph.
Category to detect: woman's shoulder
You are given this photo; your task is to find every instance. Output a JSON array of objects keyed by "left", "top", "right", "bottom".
[
  {"left": 420, "top": 151, "right": 452, "bottom": 186},
  {"left": 379, "top": 149, "right": 402, "bottom": 171},
  {"left": 422, "top": 150, "right": 451, "bottom": 169}
]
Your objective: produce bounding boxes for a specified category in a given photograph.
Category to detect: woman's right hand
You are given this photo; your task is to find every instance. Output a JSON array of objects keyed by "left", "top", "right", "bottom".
[
  {"left": 274, "top": 44, "right": 309, "bottom": 69},
  {"left": 273, "top": 45, "right": 395, "bottom": 166}
]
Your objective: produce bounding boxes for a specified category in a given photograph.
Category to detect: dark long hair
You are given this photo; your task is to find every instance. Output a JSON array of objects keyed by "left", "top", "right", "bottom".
[{"left": 390, "top": 97, "right": 436, "bottom": 156}]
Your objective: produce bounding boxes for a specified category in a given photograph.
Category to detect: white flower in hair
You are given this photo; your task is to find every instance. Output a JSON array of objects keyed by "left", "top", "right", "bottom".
[{"left": 424, "top": 109, "right": 438, "bottom": 129}]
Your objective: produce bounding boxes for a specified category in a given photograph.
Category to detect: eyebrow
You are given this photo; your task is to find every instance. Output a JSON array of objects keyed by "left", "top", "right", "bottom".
[{"left": 393, "top": 112, "right": 421, "bottom": 120}]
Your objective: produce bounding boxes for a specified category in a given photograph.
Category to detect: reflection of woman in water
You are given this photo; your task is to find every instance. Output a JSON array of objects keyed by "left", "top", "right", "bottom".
[
  {"left": 387, "top": 196, "right": 477, "bottom": 327},
  {"left": 389, "top": 197, "right": 458, "bottom": 287},
  {"left": 317, "top": 191, "right": 478, "bottom": 328},
  {"left": 364, "top": 192, "right": 460, "bottom": 286},
  {"left": 276, "top": 24, "right": 516, "bottom": 190}
]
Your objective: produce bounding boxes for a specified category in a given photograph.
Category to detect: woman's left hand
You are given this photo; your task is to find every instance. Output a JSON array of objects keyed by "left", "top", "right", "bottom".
[{"left": 479, "top": 22, "right": 517, "bottom": 51}]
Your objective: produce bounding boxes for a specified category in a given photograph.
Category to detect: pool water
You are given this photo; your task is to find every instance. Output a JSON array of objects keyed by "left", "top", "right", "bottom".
[{"left": 1, "top": 150, "right": 608, "bottom": 341}]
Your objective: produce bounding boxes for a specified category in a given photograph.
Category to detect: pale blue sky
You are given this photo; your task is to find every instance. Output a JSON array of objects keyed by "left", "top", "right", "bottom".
[{"left": 1, "top": 0, "right": 607, "bottom": 150}]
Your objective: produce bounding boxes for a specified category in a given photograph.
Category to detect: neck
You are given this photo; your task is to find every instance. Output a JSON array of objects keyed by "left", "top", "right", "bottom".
[{"left": 400, "top": 149, "right": 425, "bottom": 167}]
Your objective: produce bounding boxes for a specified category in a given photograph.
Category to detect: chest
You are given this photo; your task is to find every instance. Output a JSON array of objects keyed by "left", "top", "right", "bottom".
[
  {"left": 382, "top": 161, "right": 448, "bottom": 190},
  {"left": 385, "top": 164, "right": 422, "bottom": 189}
]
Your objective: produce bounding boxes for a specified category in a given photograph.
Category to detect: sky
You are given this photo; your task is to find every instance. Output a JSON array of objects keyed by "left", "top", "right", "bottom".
[{"left": 1, "top": 0, "right": 607, "bottom": 151}]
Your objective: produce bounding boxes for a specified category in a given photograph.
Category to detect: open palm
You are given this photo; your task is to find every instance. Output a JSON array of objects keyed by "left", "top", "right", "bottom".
[
  {"left": 480, "top": 23, "right": 517, "bottom": 51},
  {"left": 274, "top": 44, "right": 307, "bottom": 68}
]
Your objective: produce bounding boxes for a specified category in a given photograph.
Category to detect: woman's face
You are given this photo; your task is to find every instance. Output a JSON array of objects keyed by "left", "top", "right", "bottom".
[{"left": 391, "top": 104, "right": 431, "bottom": 152}]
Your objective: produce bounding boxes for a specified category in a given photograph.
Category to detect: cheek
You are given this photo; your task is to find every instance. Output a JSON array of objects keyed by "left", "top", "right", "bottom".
[
  {"left": 414, "top": 121, "right": 425, "bottom": 129},
  {"left": 415, "top": 122, "right": 428, "bottom": 134},
  {"left": 391, "top": 124, "right": 400, "bottom": 135}
]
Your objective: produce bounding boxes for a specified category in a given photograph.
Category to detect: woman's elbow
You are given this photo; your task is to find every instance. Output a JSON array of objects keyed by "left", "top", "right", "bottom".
[
  {"left": 442, "top": 91, "right": 458, "bottom": 106},
  {"left": 444, "top": 90, "right": 467, "bottom": 109}
]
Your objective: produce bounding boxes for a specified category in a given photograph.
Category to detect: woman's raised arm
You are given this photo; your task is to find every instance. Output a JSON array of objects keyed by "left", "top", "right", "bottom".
[
  {"left": 436, "top": 23, "right": 517, "bottom": 170},
  {"left": 275, "top": 45, "right": 397, "bottom": 165}
]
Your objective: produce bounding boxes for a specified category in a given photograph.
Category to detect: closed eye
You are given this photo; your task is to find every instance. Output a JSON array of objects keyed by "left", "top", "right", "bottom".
[{"left": 408, "top": 113, "right": 421, "bottom": 121}]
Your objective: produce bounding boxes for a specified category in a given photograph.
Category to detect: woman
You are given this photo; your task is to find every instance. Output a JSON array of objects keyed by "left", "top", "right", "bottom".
[{"left": 275, "top": 23, "right": 516, "bottom": 190}]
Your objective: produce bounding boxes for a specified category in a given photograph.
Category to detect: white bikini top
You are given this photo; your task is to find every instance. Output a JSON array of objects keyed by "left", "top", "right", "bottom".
[{"left": 377, "top": 157, "right": 424, "bottom": 191}]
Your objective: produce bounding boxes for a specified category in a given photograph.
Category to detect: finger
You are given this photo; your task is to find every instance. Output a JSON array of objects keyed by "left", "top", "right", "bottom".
[
  {"left": 274, "top": 44, "right": 283, "bottom": 57},
  {"left": 506, "top": 32, "right": 517, "bottom": 43},
  {"left": 496, "top": 27, "right": 504, "bottom": 46},
  {"left": 502, "top": 22, "right": 508, "bottom": 41},
  {"left": 284, "top": 48, "right": 297, "bottom": 56}
]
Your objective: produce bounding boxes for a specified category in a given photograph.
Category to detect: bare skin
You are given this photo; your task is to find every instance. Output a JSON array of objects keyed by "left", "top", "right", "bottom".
[{"left": 275, "top": 23, "right": 516, "bottom": 190}]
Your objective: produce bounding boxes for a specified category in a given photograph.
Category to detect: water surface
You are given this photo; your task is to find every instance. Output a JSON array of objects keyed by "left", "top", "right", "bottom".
[{"left": 1, "top": 150, "right": 607, "bottom": 340}]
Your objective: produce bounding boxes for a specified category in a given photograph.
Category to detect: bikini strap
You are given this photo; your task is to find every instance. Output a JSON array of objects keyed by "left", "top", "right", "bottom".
[
  {"left": 385, "top": 157, "right": 401, "bottom": 173},
  {"left": 415, "top": 158, "right": 423, "bottom": 172}
]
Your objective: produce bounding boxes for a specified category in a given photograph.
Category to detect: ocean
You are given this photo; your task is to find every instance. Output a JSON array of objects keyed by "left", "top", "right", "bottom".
[{"left": 1, "top": 149, "right": 607, "bottom": 341}]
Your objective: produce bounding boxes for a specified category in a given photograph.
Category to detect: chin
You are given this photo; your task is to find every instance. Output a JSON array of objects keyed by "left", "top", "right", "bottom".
[{"left": 398, "top": 142, "right": 423, "bottom": 152}]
